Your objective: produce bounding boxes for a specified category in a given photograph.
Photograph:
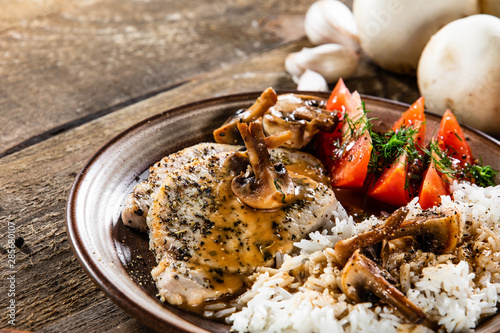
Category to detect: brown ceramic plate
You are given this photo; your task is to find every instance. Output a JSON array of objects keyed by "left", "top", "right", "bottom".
[{"left": 66, "top": 92, "right": 500, "bottom": 333}]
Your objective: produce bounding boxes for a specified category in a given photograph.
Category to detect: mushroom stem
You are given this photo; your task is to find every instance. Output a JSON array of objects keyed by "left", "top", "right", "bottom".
[
  {"left": 341, "top": 250, "right": 434, "bottom": 327},
  {"left": 214, "top": 87, "right": 278, "bottom": 144},
  {"left": 223, "top": 130, "right": 293, "bottom": 175},
  {"left": 264, "top": 130, "right": 293, "bottom": 149},
  {"left": 231, "top": 122, "right": 295, "bottom": 210},
  {"left": 333, "top": 207, "right": 409, "bottom": 266}
]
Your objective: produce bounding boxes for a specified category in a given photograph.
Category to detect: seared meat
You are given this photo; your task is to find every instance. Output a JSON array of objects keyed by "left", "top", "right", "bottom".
[
  {"left": 147, "top": 148, "right": 337, "bottom": 306},
  {"left": 121, "top": 143, "right": 329, "bottom": 232},
  {"left": 121, "top": 143, "right": 239, "bottom": 231}
]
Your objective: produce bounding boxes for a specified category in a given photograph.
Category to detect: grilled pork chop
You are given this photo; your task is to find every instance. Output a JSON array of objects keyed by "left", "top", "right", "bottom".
[
  {"left": 122, "top": 143, "right": 239, "bottom": 231},
  {"left": 147, "top": 124, "right": 337, "bottom": 307},
  {"left": 121, "top": 143, "right": 329, "bottom": 232}
]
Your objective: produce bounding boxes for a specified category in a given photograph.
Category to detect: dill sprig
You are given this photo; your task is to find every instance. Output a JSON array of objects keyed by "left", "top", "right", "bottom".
[
  {"left": 424, "top": 141, "right": 458, "bottom": 178},
  {"left": 326, "top": 101, "right": 497, "bottom": 189},
  {"left": 368, "top": 125, "right": 421, "bottom": 179},
  {"left": 465, "top": 160, "right": 498, "bottom": 187},
  {"left": 330, "top": 101, "right": 372, "bottom": 161},
  {"left": 424, "top": 141, "right": 498, "bottom": 187}
]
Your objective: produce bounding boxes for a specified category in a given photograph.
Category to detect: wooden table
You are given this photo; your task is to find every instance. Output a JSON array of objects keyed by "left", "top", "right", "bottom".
[{"left": 0, "top": 1, "right": 421, "bottom": 332}]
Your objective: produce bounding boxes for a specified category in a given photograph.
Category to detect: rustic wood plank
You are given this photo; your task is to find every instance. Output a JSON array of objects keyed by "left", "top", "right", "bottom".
[
  {"left": 38, "top": 299, "right": 155, "bottom": 333},
  {"left": 0, "top": 0, "right": 86, "bottom": 32},
  {"left": 0, "top": 0, "right": 314, "bottom": 155}
]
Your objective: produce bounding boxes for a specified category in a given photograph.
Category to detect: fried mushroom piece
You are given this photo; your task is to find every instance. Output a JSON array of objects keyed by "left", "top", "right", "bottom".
[
  {"left": 262, "top": 93, "right": 340, "bottom": 149},
  {"left": 224, "top": 130, "right": 293, "bottom": 175},
  {"left": 333, "top": 206, "right": 462, "bottom": 267},
  {"left": 341, "top": 250, "right": 438, "bottom": 329},
  {"left": 391, "top": 208, "right": 462, "bottom": 253},
  {"left": 214, "top": 87, "right": 278, "bottom": 144},
  {"left": 231, "top": 122, "right": 295, "bottom": 210},
  {"left": 333, "top": 207, "right": 409, "bottom": 267}
]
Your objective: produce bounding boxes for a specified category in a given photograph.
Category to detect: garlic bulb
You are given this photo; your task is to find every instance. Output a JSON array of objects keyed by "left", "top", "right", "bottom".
[
  {"left": 297, "top": 69, "right": 329, "bottom": 91},
  {"left": 285, "top": 44, "right": 359, "bottom": 84},
  {"left": 305, "top": 0, "right": 360, "bottom": 50}
]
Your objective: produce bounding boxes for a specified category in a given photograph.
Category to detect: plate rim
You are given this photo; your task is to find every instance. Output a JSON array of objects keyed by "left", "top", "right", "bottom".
[{"left": 66, "top": 91, "right": 500, "bottom": 333}]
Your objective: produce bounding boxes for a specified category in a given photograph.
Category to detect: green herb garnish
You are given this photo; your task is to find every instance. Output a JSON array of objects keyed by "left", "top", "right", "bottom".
[{"left": 465, "top": 160, "right": 498, "bottom": 187}]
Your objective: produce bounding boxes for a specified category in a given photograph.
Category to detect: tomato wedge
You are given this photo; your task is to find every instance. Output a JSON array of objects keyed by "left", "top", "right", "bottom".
[
  {"left": 418, "top": 111, "right": 472, "bottom": 209},
  {"left": 315, "top": 79, "right": 350, "bottom": 170},
  {"left": 437, "top": 109, "right": 473, "bottom": 169},
  {"left": 392, "top": 97, "right": 426, "bottom": 148},
  {"left": 329, "top": 92, "right": 372, "bottom": 189},
  {"left": 316, "top": 79, "right": 372, "bottom": 189},
  {"left": 326, "top": 78, "right": 351, "bottom": 113},
  {"left": 367, "top": 153, "right": 410, "bottom": 206},
  {"left": 366, "top": 98, "right": 426, "bottom": 206},
  {"left": 418, "top": 149, "right": 450, "bottom": 210}
]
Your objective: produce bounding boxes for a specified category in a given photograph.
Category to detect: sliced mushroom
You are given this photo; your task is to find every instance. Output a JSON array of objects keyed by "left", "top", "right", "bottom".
[
  {"left": 391, "top": 208, "right": 462, "bottom": 253},
  {"left": 333, "top": 206, "right": 462, "bottom": 267},
  {"left": 262, "top": 93, "right": 340, "bottom": 149},
  {"left": 231, "top": 122, "right": 295, "bottom": 210},
  {"left": 341, "top": 249, "right": 435, "bottom": 328},
  {"left": 333, "top": 207, "right": 409, "bottom": 267},
  {"left": 214, "top": 87, "right": 278, "bottom": 144}
]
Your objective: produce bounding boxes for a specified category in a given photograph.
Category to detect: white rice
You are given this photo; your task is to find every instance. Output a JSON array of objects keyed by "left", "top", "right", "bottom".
[{"left": 228, "top": 182, "right": 500, "bottom": 332}]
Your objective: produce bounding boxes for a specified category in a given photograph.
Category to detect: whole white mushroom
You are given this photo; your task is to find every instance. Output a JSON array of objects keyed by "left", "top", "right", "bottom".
[
  {"left": 353, "top": 0, "right": 479, "bottom": 74},
  {"left": 417, "top": 14, "right": 500, "bottom": 136}
]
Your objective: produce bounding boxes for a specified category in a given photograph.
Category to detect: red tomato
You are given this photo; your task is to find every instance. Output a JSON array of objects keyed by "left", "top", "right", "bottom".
[
  {"left": 417, "top": 110, "right": 472, "bottom": 210},
  {"left": 315, "top": 80, "right": 372, "bottom": 189},
  {"left": 367, "top": 153, "right": 410, "bottom": 206},
  {"left": 315, "top": 79, "right": 349, "bottom": 170},
  {"left": 437, "top": 109, "right": 473, "bottom": 168},
  {"left": 418, "top": 153, "right": 450, "bottom": 210},
  {"left": 329, "top": 92, "right": 373, "bottom": 189},
  {"left": 366, "top": 98, "right": 426, "bottom": 206},
  {"left": 392, "top": 97, "right": 426, "bottom": 148},
  {"left": 327, "top": 78, "right": 351, "bottom": 113}
]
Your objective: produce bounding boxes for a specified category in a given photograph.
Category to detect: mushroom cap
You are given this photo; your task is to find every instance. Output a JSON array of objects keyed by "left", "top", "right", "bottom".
[
  {"left": 262, "top": 93, "right": 339, "bottom": 149},
  {"left": 417, "top": 14, "right": 500, "bottom": 135},
  {"left": 392, "top": 208, "right": 462, "bottom": 253},
  {"left": 353, "top": 0, "right": 479, "bottom": 74}
]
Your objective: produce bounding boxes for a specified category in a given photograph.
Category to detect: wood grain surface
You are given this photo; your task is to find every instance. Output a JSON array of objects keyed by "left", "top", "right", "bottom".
[
  {"left": 0, "top": 0, "right": 313, "bottom": 156},
  {"left": 0, "top": 0, "right": 426, "bottom": 332}
]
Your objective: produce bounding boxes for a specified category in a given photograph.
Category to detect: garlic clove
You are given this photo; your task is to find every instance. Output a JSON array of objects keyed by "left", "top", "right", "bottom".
[
  {"left": 305, "top": 0, "right": 360, "bottom": 49},
  {"left": 297, "top": 69, "right": 329, "bottom": 91},
  {"left": 285, "top": 44, "right": 359, "bottom": 84}
]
